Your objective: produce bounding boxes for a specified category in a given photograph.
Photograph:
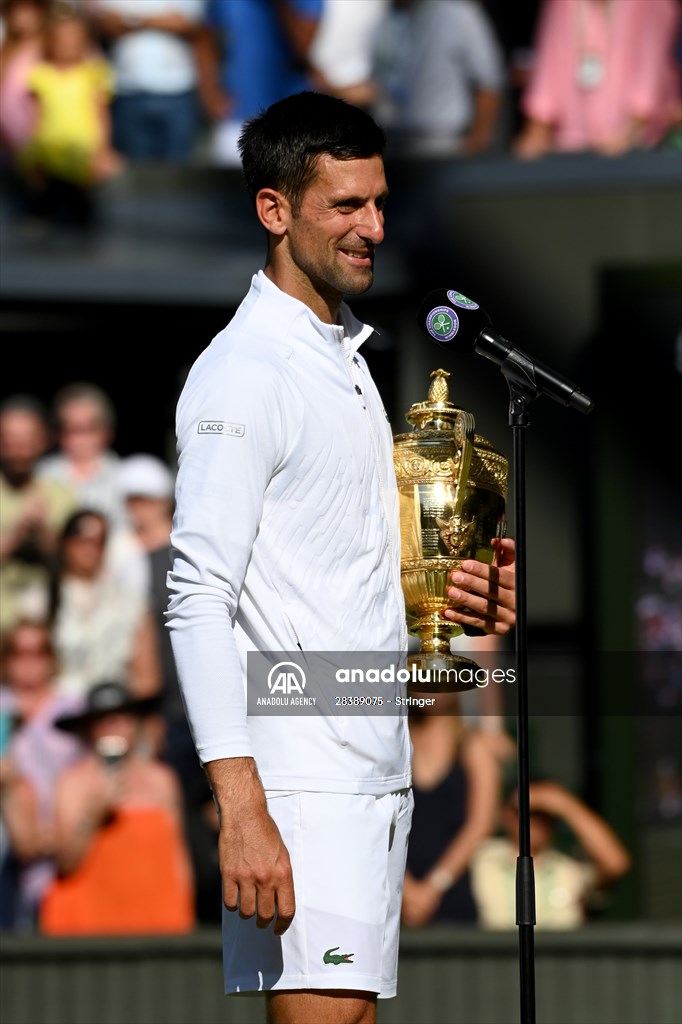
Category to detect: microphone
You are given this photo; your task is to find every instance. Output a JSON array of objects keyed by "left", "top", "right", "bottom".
[{"left": 416, "top": 288, "right": 594, "bottom": 415}]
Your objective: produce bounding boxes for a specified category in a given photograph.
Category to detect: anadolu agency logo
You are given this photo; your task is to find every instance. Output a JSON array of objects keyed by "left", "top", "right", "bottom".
[
  {"left": 256, "top": 661, "right": 317, "bottom": 707},
  {"left": 426, "top": 306, "right": 459, "bottom": 342}
]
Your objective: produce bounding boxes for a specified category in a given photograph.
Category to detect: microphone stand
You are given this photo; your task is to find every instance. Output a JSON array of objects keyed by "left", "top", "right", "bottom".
[
  {"left": 506, "top": 378, "right": 537, "bottom": 1024},
  {"left": 498, "top": 350, "right": 591, "bottom": 1024}
]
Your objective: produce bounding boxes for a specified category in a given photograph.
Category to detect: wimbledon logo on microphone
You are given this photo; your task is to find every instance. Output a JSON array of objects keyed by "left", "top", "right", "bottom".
[
  {"left": 427, "top": 306, "right": 459, "bottom": 342},
  {"left": 447, "top": 289, "right": 479, "bottom": 310}
]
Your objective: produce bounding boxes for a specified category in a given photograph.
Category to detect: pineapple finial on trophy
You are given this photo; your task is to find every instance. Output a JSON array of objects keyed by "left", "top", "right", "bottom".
[{"left": 428, "top": 369, "right": 450, "bottom": 404}]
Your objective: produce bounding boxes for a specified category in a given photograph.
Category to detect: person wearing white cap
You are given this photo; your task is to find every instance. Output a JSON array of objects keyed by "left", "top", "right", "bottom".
[
  {"left": 119, "top": 453, "right": 221, "bottom": 924},
  {"left": 118, "top": 455, "right": 180, "bottom": 728}
]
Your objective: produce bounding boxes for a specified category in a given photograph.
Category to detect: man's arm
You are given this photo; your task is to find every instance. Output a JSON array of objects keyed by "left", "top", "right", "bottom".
[
  {"left": 192, "top": 23, "right": 232, "bottom": 122},
  {"left": 461, "top": 87, "right": 503, "bottom": 155},
  {"left": 166, "top": 349, "right": 297, "bottom": 928},
  {"left": 273, "top": 0, "right": 321, "bottom": 66},
  {"left": 206, "top": 757, "right": 295, "bottom": 934},
  {"left": 528, "top": 781, "right": 631, "bottom": 886}
]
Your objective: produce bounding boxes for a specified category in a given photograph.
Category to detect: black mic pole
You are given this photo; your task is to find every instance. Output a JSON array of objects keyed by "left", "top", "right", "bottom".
[
  {"left": 506, "top": 374, "right": 536, "bottom": 1024},
  {"left": 494, "top": 345, "right": 592, "bottom": 1024}
]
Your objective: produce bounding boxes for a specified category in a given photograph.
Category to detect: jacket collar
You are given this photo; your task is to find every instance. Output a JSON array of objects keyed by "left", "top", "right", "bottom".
[{"left": 254, "top": 270, "right": 375, "bottom": 356}]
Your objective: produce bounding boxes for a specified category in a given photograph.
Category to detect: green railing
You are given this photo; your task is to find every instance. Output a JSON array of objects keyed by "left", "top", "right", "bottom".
[{"left": 2, "top": 922, "right": 681, "bottom": 1024}]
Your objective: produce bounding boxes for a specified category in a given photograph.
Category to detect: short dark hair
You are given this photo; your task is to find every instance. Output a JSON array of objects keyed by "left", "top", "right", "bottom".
[{"left": 238, "top": 91, "right": 386, "bottom": 214}]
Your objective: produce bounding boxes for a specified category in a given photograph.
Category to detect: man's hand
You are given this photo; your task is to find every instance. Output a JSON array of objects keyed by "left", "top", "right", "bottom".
[
  {"left": 401, "top": 872, "right": 442, "bottom": 928},
  {"left": 207, "top": 758, "right": 296, "bottom": 935},
  {"left": 443, "top": 537, "right": 516, "bottom": 635}
]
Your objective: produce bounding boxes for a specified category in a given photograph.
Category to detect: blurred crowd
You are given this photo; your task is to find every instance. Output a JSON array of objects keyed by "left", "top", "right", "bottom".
[
  {"left": 0, "top": 0, "right": 681, "bottom": 229},
  {"left": 0, "top": 382, "right": 632, "bottom": 937},
  {"left": 0, "top": 386, "right": 221, "bottom": 933}
]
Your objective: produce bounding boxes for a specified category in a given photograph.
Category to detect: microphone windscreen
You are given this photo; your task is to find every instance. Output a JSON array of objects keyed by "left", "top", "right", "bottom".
[{"left": 416, "top": 289, "right": 491, "bottom": 350}]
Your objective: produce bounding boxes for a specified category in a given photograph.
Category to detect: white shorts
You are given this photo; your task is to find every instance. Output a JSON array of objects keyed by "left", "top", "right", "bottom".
[{"left": 222, "top": 788, "right": 414, "bottom": 999}]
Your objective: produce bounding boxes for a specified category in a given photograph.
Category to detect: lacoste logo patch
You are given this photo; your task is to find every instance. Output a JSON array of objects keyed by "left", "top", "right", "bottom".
[
  {"left": 323, "top": 947, "right": 354, "bottom": 965},
  {"left": 197, "top": 421, "right": 245, "bottom": 437}
]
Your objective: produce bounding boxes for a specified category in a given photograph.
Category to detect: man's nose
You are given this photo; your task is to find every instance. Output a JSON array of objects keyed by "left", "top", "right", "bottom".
[{"left": 359, "top": 204, "right": 385, "bottom": 245}]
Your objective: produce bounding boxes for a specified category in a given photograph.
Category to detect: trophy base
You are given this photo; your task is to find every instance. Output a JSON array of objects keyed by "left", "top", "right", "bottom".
[{"left": 406, "top": 652, "right": 482, "bottom": 693}]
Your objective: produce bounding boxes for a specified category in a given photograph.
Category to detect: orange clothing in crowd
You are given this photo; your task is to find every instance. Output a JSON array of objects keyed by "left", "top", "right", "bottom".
[{"left": 39, "top": 807, "right": 195, "bottom": 935}]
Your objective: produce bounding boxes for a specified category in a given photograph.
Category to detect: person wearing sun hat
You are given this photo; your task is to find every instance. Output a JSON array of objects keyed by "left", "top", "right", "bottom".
[
  {"left": 40, "top": 678, "right": 195, "bottom": 936},
  {"left": 51, "top": 677, "right": 161, "bottom": 735}
]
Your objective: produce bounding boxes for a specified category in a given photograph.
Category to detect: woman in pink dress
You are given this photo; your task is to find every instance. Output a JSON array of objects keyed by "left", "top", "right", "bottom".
[
  {"left": 514, "top": 0, "right": 682, "bottom": 158},
  {"left": 0, "top": 0, "right": 48, "bottom": 162}
]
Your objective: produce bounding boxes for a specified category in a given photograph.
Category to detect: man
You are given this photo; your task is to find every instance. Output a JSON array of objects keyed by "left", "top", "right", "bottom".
[
  {"left": 89, "top": 0, "right": 207, "bottom": 162},
  {"left": 0, "top": 395, "right": 77, "bottom": 636},
  {"left": 200, "top": 0, "right": 323, "bottom": 166},
  {"left": 37, "top": 382, "right": 150, "bottom": 600},
  {"left": 166, "top": 91, "right": 515, "bottom": 1024}
]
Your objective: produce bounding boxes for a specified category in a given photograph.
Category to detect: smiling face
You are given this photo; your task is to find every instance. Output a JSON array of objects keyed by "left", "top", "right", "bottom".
[{"left": 262, "top": 154, "right": 388, "bottom": 322}]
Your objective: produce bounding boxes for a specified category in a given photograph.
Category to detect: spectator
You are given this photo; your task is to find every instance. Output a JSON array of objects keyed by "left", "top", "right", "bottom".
[
  {"left": 471, "top": 778, "right": 632, "bottom": 929},
  {"left": 477, "top": 0, "right": 543, "bottom": 141},
  {"left": 89, "top": 0, "right": 207, "bottom": 163},
  {"left": 308, "top": 0, "right": 389, "bottom": 110},
  {"left": 372, "top": 0, "right": 506, "bottom": 157},
  {"left": 19, "top": 3, "right": 122, "bottom": 230},
  {"left": 39, "top": 680, "right": 195, "bottom": 935},
  {"left": 202, "top": 0, "right": 323, "bottom": 167},
  {"left": 118, "top": 452, "right": 222, "bottom": 924},
  {"left": 0, "top": 683, "right": 21, "bottom": 928},
  {"left": 0, "top": 394, "right": 78, "bottom": 637},
  {"left": 117, "top": 454, "right": 179, "bottom": 724},
  {"left": 513, "top": 0, "right": 682, "bottom": 159},
  {"left": 117, "top": 455, "right": 193, "bottom": 779},
  {"left": 49, "top": 509, "right": 161, "bottom": 702},
  {"left": 0, "top": 620, "right": 85, "bottom": 930},
  {"left": 39, "top": 382, "right": 126, "bottom": 528},
  {"left": 37, "top": 382, "right": 151, "bottom": 599},
  {"left": 0, "top": 0, "right": 48, "bottom": 165},
  {"left": 402, "top": 695, "right": 502, "bottom": 927}
]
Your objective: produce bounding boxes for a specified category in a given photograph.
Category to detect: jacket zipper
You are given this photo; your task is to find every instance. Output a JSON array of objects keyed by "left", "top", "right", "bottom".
[{"left": 343, "top": 347, "right": 408, "bottom": 652}]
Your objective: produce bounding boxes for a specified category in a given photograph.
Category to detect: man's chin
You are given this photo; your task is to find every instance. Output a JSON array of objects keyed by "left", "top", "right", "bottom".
[{"left": 340, "top": 268, "right": 375, "bottom": 297}]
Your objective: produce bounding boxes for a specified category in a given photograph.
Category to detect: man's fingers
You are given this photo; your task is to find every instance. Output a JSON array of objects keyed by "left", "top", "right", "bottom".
[
  {"left": 443, "top": 605, "right": 515, "bottom": 635},
  {"left": 273, "top": 877, "right": 296, "bottom": 936},
  {"left": 255, "top": 887, "right": 276, "bottom": 929},
  {"left": 222, "top": 879, "right": 239, "bottom": 913},
  {"left": 492, "top": 537, "right": 516, "bottom": 568},
  {"left": 237, "top": 884, "right": 257, "bottom": 920},
  {"left": 458, "top": 559, "right": 514, "bottom": 592},
  {"left": 224, "top": 864, "right": 295, "bottom": 933}
]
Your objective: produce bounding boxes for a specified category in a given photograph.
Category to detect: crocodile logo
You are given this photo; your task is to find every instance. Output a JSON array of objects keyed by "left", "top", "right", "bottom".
[{"left": 323, "top": 947, "right": 354, "bottom": 965}]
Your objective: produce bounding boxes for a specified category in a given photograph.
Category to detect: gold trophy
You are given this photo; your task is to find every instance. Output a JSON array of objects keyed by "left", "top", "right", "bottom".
[{"left": 393, "top": 369, "right": 508, "bottom": 691}]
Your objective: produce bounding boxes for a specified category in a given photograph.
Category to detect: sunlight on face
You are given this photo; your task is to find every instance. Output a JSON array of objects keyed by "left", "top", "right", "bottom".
[{"left": 282, "top": 154, "right": 388, "bottom": 317}]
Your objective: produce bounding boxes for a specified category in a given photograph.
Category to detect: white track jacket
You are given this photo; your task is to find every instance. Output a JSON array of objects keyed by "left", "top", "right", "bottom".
[{"left": 166, "top": 272, "right": 411, "bottom": 793}]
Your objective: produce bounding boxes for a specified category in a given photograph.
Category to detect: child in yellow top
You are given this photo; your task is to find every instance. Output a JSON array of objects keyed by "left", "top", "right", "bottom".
[{"left": 22, "top": 6, "right": 122, "bottom": 185}]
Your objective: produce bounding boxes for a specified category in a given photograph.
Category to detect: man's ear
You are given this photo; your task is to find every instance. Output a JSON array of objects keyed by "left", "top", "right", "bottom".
[{"left": 255, "top": 188, "right": 290, "bottom": 236}]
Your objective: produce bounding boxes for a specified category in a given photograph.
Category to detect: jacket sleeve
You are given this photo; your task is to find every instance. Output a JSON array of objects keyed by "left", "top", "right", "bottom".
[{"left": 165, "top": 343, "right": 291, "bottom": 764}]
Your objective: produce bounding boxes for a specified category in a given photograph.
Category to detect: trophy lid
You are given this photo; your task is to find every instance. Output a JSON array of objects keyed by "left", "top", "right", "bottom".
[{"left": 405, "top": 369, "right": 471, "bottom": 431}]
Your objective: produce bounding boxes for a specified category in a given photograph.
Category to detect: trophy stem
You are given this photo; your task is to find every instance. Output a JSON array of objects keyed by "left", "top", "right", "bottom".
[{"left": 408, "top": 616, "right": 482, "bottom": 692}]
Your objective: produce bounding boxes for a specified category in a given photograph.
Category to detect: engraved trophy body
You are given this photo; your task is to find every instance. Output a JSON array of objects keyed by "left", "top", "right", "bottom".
[{"left": 393, "top": 369, "right": 508, "bottom": 691}]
